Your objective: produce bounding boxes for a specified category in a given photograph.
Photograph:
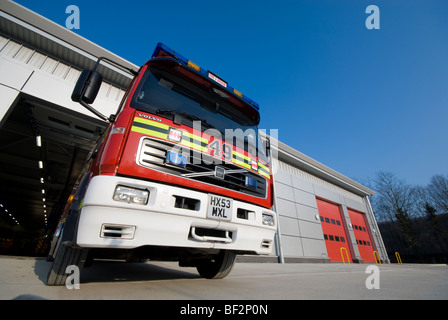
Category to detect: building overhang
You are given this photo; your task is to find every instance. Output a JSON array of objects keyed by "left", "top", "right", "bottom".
[{"left": 0, "top": 0, "right": 138, "bottom": 89}]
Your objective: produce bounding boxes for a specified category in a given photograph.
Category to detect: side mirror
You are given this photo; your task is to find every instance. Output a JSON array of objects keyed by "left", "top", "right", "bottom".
[
  {"left": 70, "top": 56, "right": 137, "bottom": 122},
  {"left": 71, "top": 69, "right": 109, "bottom": 121},
  {"left": 72, "top": 70, "right": 103, "bottom": 104}
]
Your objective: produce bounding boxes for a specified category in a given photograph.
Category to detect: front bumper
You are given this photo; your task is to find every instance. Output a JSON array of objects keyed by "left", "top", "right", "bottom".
[{"left": 76, "top": 175, "right": 277, "bottom": 255}]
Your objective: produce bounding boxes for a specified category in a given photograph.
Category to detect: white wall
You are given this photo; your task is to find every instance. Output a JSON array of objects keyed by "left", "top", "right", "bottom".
[{"left": 0, "top": 35, "right": 126, "bottom": 125}]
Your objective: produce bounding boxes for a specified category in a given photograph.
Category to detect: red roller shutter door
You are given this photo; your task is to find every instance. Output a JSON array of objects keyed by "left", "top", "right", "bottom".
[
  {"left": 316, "top": 199, "right": 352, "bottom": 263},
  {"left": 347, "top": 209, "right": 376, "bottom": 263}
]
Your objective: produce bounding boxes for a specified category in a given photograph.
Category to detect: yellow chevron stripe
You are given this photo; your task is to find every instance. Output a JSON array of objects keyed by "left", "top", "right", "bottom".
[
  {"left": 233, "top": 150, "right": 253, "bottom": 162},
  {"left": 133, "top": 117, "right": 169, "bottom": 130},
  {"left": 233, "top": 158, "right": 251, "bottom": 169},
  {"left": 258, "top": 170, "right": 271, "bottom": 179},
  {"left": 258, "top": 161, "right": 269, "bottom": 172},
  {"left": 180, "top": 139, "right": 208, "bottom": 152},
  {"left": 131, "top": 125, "right": 167, "bottom": 140},
  {"left": 182, "top": 130, "right": 208, "bottom": 145}
]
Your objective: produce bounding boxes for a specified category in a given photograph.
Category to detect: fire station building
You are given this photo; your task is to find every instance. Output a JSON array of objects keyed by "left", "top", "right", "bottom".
[{"left": 0, "top": 1, "right": 388, "bottom": 264}]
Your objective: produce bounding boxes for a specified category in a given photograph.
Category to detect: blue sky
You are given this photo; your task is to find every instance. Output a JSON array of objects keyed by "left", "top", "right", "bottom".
[{"left": 14, "top": 0, "right": 448, "bottom": 186}]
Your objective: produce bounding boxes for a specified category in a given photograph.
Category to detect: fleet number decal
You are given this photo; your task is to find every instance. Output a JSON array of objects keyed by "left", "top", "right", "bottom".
[{"left": 207, "top": 140, "right": 233, "bottom": 161}]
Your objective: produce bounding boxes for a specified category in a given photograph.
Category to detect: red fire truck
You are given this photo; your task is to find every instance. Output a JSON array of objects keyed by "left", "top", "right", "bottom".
[{"left": 47, "top": 43, "right": 277, "bottom": 285}]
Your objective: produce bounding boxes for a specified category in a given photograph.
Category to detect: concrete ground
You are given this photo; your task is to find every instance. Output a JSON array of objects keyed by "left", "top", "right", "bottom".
[{"left": 0, "top": 255, "right": 447, "bottom": 300}]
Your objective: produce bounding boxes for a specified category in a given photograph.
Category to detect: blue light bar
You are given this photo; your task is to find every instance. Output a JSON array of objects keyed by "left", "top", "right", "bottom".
[{"left": 151, "top": 43, "right": 260, "bottom": 111}]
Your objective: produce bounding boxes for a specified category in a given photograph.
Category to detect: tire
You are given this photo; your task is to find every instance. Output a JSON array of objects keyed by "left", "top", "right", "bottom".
[
  {"left": 196, "top": 250, "right": 236, "bottom": 279},
  {"left": 46, "top": 243, "right": 88, "bottom": 286},
  {"left": 47, "top": 210, "right": 78, "bottom": 262},
  {"left": 46, "top": 226, "right": 63, "bottom": 262}
]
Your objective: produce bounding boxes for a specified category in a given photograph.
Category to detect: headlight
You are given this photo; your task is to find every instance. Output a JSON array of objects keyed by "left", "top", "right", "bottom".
[
  {"left": 262, "top": 213, "right": 275, "bottom": 226},
  {"left": 113, "top": 185, "right": 149, "bottom": 205}
]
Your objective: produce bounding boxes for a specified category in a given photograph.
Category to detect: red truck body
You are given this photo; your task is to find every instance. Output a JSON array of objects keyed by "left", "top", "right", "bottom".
[{"left": 46, "top": 43, "right": 277, "bottom": 285}]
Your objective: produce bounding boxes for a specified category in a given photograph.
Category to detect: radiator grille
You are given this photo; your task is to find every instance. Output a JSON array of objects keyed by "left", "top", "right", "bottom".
[{"left": 137, "top": 137, "right": 267, "bottom": 198}]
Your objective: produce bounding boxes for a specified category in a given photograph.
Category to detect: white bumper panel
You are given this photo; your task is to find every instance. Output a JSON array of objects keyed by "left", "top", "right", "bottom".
[{"left": 76, "top": 175, "right": 277, "bottom": 255}]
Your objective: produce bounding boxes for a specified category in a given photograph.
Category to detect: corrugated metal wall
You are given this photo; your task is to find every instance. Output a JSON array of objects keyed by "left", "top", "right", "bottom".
[
  {"left": 273, "top": 159, "right": 386, "bottom": 262},
  {"left": 0, "top": 35, "right": 126, "bottom": 124}
]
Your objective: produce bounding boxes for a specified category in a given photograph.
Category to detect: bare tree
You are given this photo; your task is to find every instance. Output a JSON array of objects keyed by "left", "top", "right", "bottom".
[
  {"left": 369, "top": 172, "right": 448, "bottom": 262},
  {"left": 369, "top": 172, "right": 421, "bottom": 257},
  {"left": 426, "top": 174, "right": 448, "bottom": 214},
  {"left": 370, "top": 171, "right": 418, "bottom": 222}
]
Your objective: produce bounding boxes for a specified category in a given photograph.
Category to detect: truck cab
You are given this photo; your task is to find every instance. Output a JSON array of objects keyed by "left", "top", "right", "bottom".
[{"left": 47, "top": 43, "right": 277, "bottom": 285}]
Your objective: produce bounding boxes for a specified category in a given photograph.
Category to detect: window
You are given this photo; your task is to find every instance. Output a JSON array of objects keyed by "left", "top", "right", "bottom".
[
  {"left": 324, "top": 234, "right": 328, "bottom": 240},
  {"left": 335, "top": 236, "right": 340, "bottom": 242},
  {"left": 329, "top": 235, "right": 334, "bottom": 241},
  {"left": 325, "top": 217, "right": 330, "bottom": 223},
  {"left": 341, "top": 237, "right": 345, "bottom": 243},
  {"left": 331, "top": 219, "right": 336, "bottom": 225},
  {"left": 336, "top": 220, "right": 341, "bottom": 226}
]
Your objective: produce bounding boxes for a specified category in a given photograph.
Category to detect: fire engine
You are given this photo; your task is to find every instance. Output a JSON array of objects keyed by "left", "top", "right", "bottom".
[{"left": 46, "top": 43, "right": 277, "bottom": 285}]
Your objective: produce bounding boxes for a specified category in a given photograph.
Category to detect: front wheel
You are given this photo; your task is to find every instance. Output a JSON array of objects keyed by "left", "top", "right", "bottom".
[
  {"left": 46, "top": 243, "right": 89, "bottom": 286},
  {"left": 196, "top": 250, "right": 236, "bottom": 279},
  {"left": 46, "top": 220, "right": 88, "bottom": 286}
]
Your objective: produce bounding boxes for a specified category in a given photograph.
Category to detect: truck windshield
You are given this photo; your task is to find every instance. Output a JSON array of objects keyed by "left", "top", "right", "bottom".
[{"left": 131, "top": 65, "right": 268, "bottom": 160}]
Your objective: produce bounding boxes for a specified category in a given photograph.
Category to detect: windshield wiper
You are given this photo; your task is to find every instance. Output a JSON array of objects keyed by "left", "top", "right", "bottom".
[
  {"left": 154, "top": 109, "right": 181, "bottom": 125},
  {"left": 155, "top": 109, "right": 215, "bottom": 130}
]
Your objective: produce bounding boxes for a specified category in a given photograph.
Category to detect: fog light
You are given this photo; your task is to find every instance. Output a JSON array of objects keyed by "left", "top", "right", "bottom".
[
  {"left": 165, "top": 151, "right": 187, "bottom": 167},
  {"left": 262, "top": 213, "right": 275, "bottom": 226},
  {"left": 245, "top": 176, "right": 257, "bottom": 189},
  {"left": 113, "top": 185, "right": 149, "bottom": 205}
]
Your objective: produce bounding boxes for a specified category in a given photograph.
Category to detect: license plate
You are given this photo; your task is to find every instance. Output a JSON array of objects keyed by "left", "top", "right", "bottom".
[{"left": 207, "top": 195, "right": 232, "bottom": 221}]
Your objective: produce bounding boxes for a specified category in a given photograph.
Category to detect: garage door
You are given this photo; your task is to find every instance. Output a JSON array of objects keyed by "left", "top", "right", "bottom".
[
  {"left": 316, "top": 199, "right": 352, "bottom": 262},
  {"left": 348, "top": 209, "right": 376, "bottom": 263}
]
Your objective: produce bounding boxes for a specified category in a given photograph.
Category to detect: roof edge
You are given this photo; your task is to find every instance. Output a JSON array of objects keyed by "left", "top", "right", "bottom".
[
  {"left": 270, "top": 136, "right": 375, "bottom": 197},
  {"left": 3, "top": 1, "right": 139, "bottom": 72}
]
